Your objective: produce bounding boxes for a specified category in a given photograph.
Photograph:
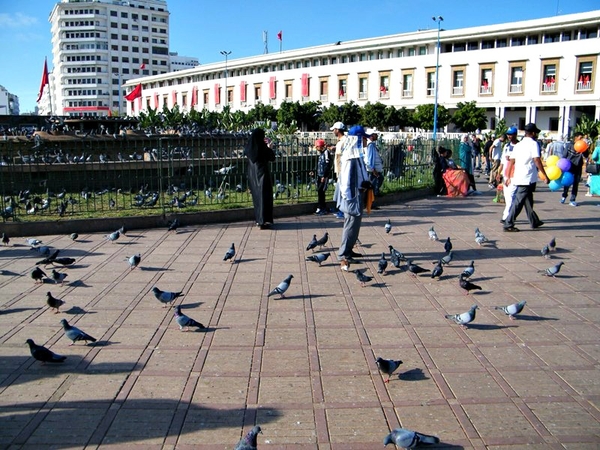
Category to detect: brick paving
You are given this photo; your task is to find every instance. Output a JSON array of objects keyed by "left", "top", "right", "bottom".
[{"left": 0, "top": 186, "right": 599, "bottom": 449}]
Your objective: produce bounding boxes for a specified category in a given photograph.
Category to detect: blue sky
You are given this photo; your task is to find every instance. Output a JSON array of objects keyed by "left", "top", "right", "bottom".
[{"left": 0, "top": 0, "right": 597, "bottom": 113}]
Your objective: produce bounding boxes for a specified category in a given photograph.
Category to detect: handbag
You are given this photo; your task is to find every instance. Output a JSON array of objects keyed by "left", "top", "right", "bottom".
[{"left": 586, "top": 163, "right": 599, "bottom": 175}]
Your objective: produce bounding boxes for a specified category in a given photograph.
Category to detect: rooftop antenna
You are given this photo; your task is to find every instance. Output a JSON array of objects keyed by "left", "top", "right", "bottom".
[{"left": 263, "top": 30, "right": 268, "bottom": 54}]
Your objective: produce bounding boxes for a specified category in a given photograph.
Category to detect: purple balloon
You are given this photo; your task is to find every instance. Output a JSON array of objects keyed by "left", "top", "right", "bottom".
[
  {"left": 556, "top": 158, "right": 571, "bottom": 172},
  {"left": 560, "top": 171, "right": 575, "bottom": 187}
]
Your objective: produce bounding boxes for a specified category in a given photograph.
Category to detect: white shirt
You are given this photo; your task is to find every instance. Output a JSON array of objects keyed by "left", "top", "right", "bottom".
[
  {"left": 501, "top": 142, "right": 516, "bottom": 179},
  {"left": 510, "top": 136, "right": 541, "bottom": 185},
  {"left": 491, "top": 138, "right": 504, "bottom": 160}
]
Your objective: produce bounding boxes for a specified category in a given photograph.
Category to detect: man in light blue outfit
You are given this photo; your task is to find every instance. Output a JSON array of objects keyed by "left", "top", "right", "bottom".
[{"left": 364, "top": 128, "right": 384, "bottom": 197}]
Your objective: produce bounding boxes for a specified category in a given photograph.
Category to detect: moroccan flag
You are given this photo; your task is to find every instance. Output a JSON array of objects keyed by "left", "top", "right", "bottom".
[
  {"left": 124, "top": 83, "right": 142, "bottom": 101},
  {"left": 37, "top": 58, "right": 49, "bottom": 102},
  {"left": 277, "top": 30, "right": 282, "bottom": 41},
  {"left": 140, "top": 63, "right": 146, "bottom": 70}
]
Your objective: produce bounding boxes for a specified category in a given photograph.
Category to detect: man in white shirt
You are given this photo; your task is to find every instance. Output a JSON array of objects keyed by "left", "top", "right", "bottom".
[
  {"left": 489, "top": 134, "right": 505, "bottom": 186},
  {"left": 503, "top": 123, "right": 549, "bottom": 232}
]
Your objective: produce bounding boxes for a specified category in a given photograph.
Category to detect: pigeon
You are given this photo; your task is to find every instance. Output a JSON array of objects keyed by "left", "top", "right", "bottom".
[
  {"left": 494, "top": 300, "right": 527, "bottom": 319},
  {"left": 306, "top": 234, "right": 318, "bottom": 251},
  {"left": 267, "top": 274, "right": 293, "bottom": 298},
  {"left": 106, "top": 230, "right": 120, "bottom": 242},
  {"left": 428, "top": 226, "right": 438, "bottom": 241},
  {"left": 234, "top": 425, "right": 262, "bottom": 450},
  {"left": 475, "top": 233, "right": 488, "bottom": 246},
  {"left": 32, "top": 245, "right": 52, "bottom": 257},
  {"left": 388, "top": 245, "right": 406, "bottom": 268},
  {"left": 440, "top": 251, "right": 454, "bottom": 265},
  {"left": 444, "top": 237, "right": 452, "bottom": 253},
  {"left": 385, "top": 219, "right": 392, "bottom": 234},
  {"left": 223, "top": 243, "right": 236, "bottom": 262},
  {"left": 46, "top": 291, "right": 65, "bottom": 313},
  {"left": 52, "top": 269, "right": 68, "bottom": 285},
  {"left": 118, "top": 224, "right": 127, "bottom": 235},
  {"left": 377, "top": 252, "right": 388, "bottom": 274},
  {"left": 355, "top": 269, "right": 373, "bottom": 287},
  {"left": 383, "top": 428, "right": 440, "bottom": 448},
  {"left": 36, "top": 249, "right": 60, "bottom": 266},
  {"left": 548, "top": 236, "right": 556, "bottom": 251},
  {"left": 26, "top": 238, "right": 43, "bottom": 247},
  {"left": 459, "top": 276, "right": 482, "bottom": 294},
  {"left": 376, "top": 357, "right": 403, "bottom": 383},
  {"left": 26, "top": 338, "right": 66, "bottom": 363},
  {"left": 541, "top": 245, "right": 550, "bottom": 259},
  {"left": 152, "top": 287, "right": 184, "bottom": 307},
  {"left": 539, "top": 261, "right": 564, "bottom": 277},
  {"left": 60, "top": 319, "right": 97, "bottom": 345},
  {"left": 167, "top": 218, "right": 180, "bottom": 232},
  {"left": 315, "top": 232, "right": 329, "bottom": 249},
  {"left": 407, "top": 260, "right": 430, "bottom": 277},
  {"left": 445, "top": 304, "right": 478, "bottom": 328},
  {"left": 306, "top": 252, "right": 330, "bottom": 266},
  {"left": 127, "top": 254, "right": 141, "bottom": 270},
  {"left": 1, "top": 232, "right": 9, "bottom": 245},
  {"left": 69, "top": 232, "right": 79, "bottom": 241},
  {"left": 174, "top": 305, "right": 206, "bottom": 331},
  {"left": 31, "top": 267, "right": 47, "bottom": 283},
  {"left": 461, "top": 261, "right": 475, "bottom": 279},
  {"left": 52, "top": 257, "right": 76, "bottom": 267},
  {"left": 431, "top": 260, "right": 443, "bottom": 279}
]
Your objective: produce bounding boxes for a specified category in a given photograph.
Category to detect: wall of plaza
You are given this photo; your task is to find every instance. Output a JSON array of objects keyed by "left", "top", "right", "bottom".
[{"left": 125, "top": 10, "right": 600, "bottom": 136}]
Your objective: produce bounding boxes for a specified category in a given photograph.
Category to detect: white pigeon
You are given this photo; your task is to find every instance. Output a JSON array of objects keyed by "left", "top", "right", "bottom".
[
  {"left": 494, "top": 301, "right": 526, "bottom": 319},
  {"left": 267, "top": 274, "right": 293, "bottom": 298},
  {"left": 428, "top": 226, "right": 438, "bottom": 241},
  {"left": 383, "top": 428, "right": 440, "bottom": 448},
  {"left": 445, "top": 304, "right": 478, "bottom": 329},
  {"left": 475, "top": 227, "right": 488, "bottom": 246},
  {"left": 26, "top": 238, "right": 43, "bottom": 247},
  {"left": 385, "top": 219, "right": 392, "bottom": 234}
]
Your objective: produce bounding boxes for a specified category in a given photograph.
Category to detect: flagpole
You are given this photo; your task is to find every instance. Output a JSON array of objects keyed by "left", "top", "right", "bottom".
[{"left": 48, "top": 62, "right": 53, "bottom": 115}]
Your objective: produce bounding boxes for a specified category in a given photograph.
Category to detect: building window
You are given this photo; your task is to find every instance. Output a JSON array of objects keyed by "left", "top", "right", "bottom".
[
  {"left": 527, "top": 35, "right": 538, "bottom": 45},
  {"left": 408, "top": 48, "right": 415, "bottom": 57},
  {"left": 511, "top": 36, "right": 525, "bottom": 46},
  {"left": 576, "top": 56, "right": 596, "bottom": 92},
  {"left": 358, "top": 74, "right": 368, "bottom": 100},
  {"left": 496, "top": 38, "right": 507, "bottom": 48},
  {"left": 453, "top": 43, "right": 465, "bottom": 52},
  {"left": 479, "top": 64, "right": 494, "bottom": 95},
  {"left": 203, "top": 90, "right": 209, "bottom": 105},
  {"left": 580, "top": 28, "right": 598, "bottom": 39},
  {"left": 562, "top": 31, "right": 572, "bottom": 41},
  {"left": 541, "top": 59, "right": 558, "bottom": 93},
  {"left": 338, "top": 76, "right": 347, "bottom": 100},
  {"left": 379, "top": 72, "right": 390, "bottom": 98},
  {"left": 509, "top": 62, "right": 525, "bottom": 94},
  {"left": 426, "top": 69, "right": 435, "bottom": 97},
  {"left": 402, "top": 70, "right": 413, "bottom": 97},
  {"left": 451, "top": 66, "right": 465, "bottom": 96},
  {"left": 544, "top": 33, "right": 560, "bottom": 43},
  {"left": 254, "top": 85, "right": 261, "bottom": 101},
  {"left": 285, "top": 82, "right": 293, "bottom": 100},
  {"left": 418, "top": 46, "right": 427, "bottom": 55},
  {"left": 467, "top": 41, "right": 479, "bottom": 51},
  {"left": 481, "top": 40, "right": 494, "bottom": 49},
  {"left": 397, "top": 48, "right": 404, "bottom": 57}
]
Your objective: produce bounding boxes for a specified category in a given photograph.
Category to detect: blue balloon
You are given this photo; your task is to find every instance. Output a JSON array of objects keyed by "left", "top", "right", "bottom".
[
  {"left": 560, "top": 171, "right": 575, "bottom": 187},
  {"left": 549, "top": 179, "right": 562, "bottom": 191}
]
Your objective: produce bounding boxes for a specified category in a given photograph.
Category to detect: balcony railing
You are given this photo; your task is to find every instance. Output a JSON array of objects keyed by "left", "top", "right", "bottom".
[
  {"left": 577, "top": 80, "right": 592, "bottom": 91},
  {"left": 402, "top": 89, "right": 413, "bottom": 98},
  {"left": 509, "top": 84, "right": 523, "bottom": 93},
  {"left": 358, "top": 92, "right": 367, "bottom": 99},
  {"left": 379, "top": 91, "right": 390, "bottom": 99},
  {"left": 480, "top": 85, "right": 492, "bottom": 94},
  {"left": 338, "top": 94, "right": 347, "bottom": 101},
  {"left": 452, "top": 86, "right": 463, "bottom": 95},
  {"left": 541, "top": 82, "right": 556, "bottom": 93},
  {"left": 426, "top": 88, "right": 434, "bottom": 96},
  {"left": 319, "top": 94, "right": 328, "bottom": 102}
]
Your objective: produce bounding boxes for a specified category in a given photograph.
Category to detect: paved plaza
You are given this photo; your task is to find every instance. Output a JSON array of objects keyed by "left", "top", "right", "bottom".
[{"left": 1, "top": 186, "right": 599, "bottom": 449}]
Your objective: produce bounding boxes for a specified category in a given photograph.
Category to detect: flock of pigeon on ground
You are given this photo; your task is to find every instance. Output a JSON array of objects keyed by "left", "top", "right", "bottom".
[{"left": 2, "top": 211, "right": 568, "bottom": 449}]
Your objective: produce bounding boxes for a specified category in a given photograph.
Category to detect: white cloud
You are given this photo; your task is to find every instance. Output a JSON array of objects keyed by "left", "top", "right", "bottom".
[{"left": 0, "top": 12, "right": 39, "bottom": 28}]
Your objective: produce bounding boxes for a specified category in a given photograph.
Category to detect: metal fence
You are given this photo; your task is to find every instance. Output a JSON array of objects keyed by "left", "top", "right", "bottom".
[{"left": 0, "top": 134, "right": 452, "bottom": 222}]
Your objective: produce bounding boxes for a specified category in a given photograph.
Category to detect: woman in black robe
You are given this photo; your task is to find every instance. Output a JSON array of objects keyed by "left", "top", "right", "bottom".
[{"left": 244, "top": 128, "right": 275, "bottom": 228}]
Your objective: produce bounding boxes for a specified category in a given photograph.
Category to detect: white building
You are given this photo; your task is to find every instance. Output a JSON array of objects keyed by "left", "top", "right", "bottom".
[
  {"left": 169, "top": 52, "right": 199, "bottom": 72},
  {"left": 125, "top": 10, "right": 600, "bottom": 136},
  {"left": 0, "top": 85, "right": 20, "bottom": 115},
  {"left": 45, "top": 0, "right": 197, "bottom": 117}
]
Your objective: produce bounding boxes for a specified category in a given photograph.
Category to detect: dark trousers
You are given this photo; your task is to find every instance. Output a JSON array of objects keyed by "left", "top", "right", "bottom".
[
  {"left": 562, "top": 163, "right": 583, "bottom": 201},
  {"left": 317, "top": 179, "right": 328, "bottom": 210},
  {"left": 369, "top": 171, "right": 384, "bottom": 196},
  {"left": 504, "top": 183, "right": 542, "bottom": 228}
]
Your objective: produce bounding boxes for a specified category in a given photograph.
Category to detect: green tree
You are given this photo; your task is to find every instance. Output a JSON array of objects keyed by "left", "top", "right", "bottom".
[
  {"left": 494, "top": 118, "right": 507, "bottom": 137},
  {"left": 361, "top": 102, "right": 387, "bottom": 130},
  {"left": 276, "top": 101, "right": 299, "bottom": 127},
  {"left": 574, "top": 114, "right": 600, "bottom": 140},
  {"left": 338, "top": 100, "right": 362, "bottom": 128},
  {"left": 247, "top": 103, "right": 277, "bottom": 126},
  {"left": 451, "top": 101, "right": 487, "bottom": 132},
  {"left": 413, "top": 103, "right": 450, "bottom": 131},
  {"left": 320, "top": 104, "right": 342, "bottom": 130},
  {"left": 295, "top": 101, "right": 322, "bottom": 131}
]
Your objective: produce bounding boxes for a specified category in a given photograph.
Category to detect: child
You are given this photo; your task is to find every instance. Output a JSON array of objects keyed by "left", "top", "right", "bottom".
[{"left": 313, "top": 139, "right": 332, "bottom": 215}]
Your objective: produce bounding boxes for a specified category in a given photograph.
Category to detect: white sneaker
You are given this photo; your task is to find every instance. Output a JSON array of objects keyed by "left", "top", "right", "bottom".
[
  {"left": 340, "top": 259, "right": 349, "bottom": 271},
  {"left": 570, "top": 201, "right": 578, "bottom": 207}
]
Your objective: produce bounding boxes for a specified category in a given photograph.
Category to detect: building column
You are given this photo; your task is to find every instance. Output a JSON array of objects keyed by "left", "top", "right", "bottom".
[
  {"left": 526, "top": 106, "right": 537, "bottom": 125},
  {"left": 495, "top": 106, "right": 505, "bottom": 121},
  {"left": 595, "top": 104, "right": 600, "bottom": 121},
  {"left": 559, "top": 105, "right": 571, "bottom": 137}
]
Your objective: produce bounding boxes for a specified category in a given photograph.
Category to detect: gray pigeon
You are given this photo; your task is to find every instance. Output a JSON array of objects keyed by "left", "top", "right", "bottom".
[
  {"left": 461, "top": 261, "right": 475, "bottom": 279},
  {"left": 1, "top": 232, "right": 9, "bottom": 246},
  {"left": 51, "top": 269, "right": 68, "bottom": 285},
  {"left": 376, "top": 357, "right": 403, "bottom": 383},
  {"left": 26, "top": 238, "right": 43, "bottom": 247},
  {"left": 431, "top": 260, "right": 443, "bottom": 279},
  {"left": 268, "top": 274, "right": 293, "bottom": 298},
  {"left": 385, "top": 219, "right": 392, "bottom": 234},
  {"left": 459, "top": 276, "right": 481, "bottom": 295},
  {"left": 234, "top": 425, "right": 262, "bottom": 450},
  {"left": 474, "top": 227, "right": 488, "bottom": 245},
  {"left": 315, "top": 232, "right": 329, "bottom": 249},
  {"left": 69, "top": 232, "right": 79, "bottom": 241},
  {"left": 440, "top": 251, "right": 454, "bottom": 265},
  {"left": 60, "top": 319, "right": 97, "bottom": 345},
  {"left": 106, "top": 230, "right": 120, "bottom": 242},
  {"left": 407, "top": 260, "right": 429, "bottom": 277},
  {"left": 224, "top": 243, "right": 236, "bottom": 262},
  {"left": 152, "top": 287, "right": 184, "bottom": 307},
  {"left": 377, "top": 252, "right": 388, "bottom": 274},
  {"left": 26, "top": 339, "right": 66, "bottom": 363},
  {"left": 31, "top": 267, "right": 47, "bottom": 283},
  {"left": 428, "top": 226, "right": 438, "bottom": 241},
  {"left": 168, "top": 219, "right": 180, "bottom": 232},
  {"left": 444, "top": 237, "right": 452, "bottom": 253},
  {"left": 355, "top": 269, "right": 373, "bottom": 287},
  {"left": 539, "top": 261, "right": 564, "bottom": 277},
  {"left": 306, "top": 252, "right": 330, "bottom": 266},
  {"left": 174, "top": 305, "right": 205, "bottom": 331},
  {"left": 52, "top": 257, "right": 76, "bottom": 267},
  {"left": 383, "top": 428, "right": 440, "bottom": 448},
  {"left": 46, "top": 291, "right": 65, "bottom": 313},
  {"left": 306, "top": 234, "right": 318, "bottom": 252},
  {"left": 494, "top": 300, "right": 527, "bottom": 319},
  {"left": 445, "top": 304, "right": 478, "bottom": 328},
  {"left": 541, "top": 245, "right": 550, "bottom": 259},
  {"left": 127, "top": 254, "right": 141, "bottom": 270},
  {"left": 389, "top": 245, "right": 405, "bottom": 268},
  {"left": 548, "top": 236, "right": 556, "bottom": 251}
]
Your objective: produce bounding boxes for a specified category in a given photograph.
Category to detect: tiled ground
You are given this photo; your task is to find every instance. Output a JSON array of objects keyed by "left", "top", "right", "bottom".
[{"left": 1, "top": 186, "right": 599, "bottom": 449}]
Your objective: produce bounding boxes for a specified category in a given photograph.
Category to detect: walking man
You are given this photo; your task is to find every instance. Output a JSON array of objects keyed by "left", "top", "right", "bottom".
[{"left": 561, "top": 132, "right": 589, "bottom": 207}]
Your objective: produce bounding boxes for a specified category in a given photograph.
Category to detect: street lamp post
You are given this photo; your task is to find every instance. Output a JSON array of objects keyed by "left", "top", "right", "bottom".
[
  {"left": 220, "top": 50, "right": 232, "bottom": 107},
  {"left": 432, "top": 16, "right": 443, "bottom": 142}
]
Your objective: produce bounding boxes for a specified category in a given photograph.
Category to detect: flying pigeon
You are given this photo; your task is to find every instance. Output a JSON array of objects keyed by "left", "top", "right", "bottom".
[
  {"left": 26, "top": 339, "right": 66, "bottom": 363},
  {"left": 26, "top": 238, "right": 43, "bottom": 247},
  {"left": 445, "top": 304, "right": 478, "bottom": 328},
  {"left": 234, "top": 425, "right": 262, "bottom": 450},
  {"left": 174, "top": 305, "right": 206, "bottom": 331},
  {"left": 46, "top": 291, "right": 65, "bottom": 313},
  {"left": 167, "top": 218, "right": 180, "bottom": 232},
  {"left": 428, "top": 226, "right": 438, "bottom": 241},
  {"left": 223, "top": 243, "right": 236, "bottom": 262},
  {"left": 444, "top": 237, "right": 452, "bottom": 253},
  {"left": 461, "top": 261, "right": 475, "bottom": 279},
  {"left": 1, "top": 232, "right": 9, "bottom": 246},
  {"left": 306, "top": 252, "right": 330, "bottom": 266},
  {"left": 267, "top": 274, "right": 293, "bottom": 298},
  {"left": 106, "top": 230, "right": 120, "bottom": 242},
  {"left": 459, "top": 276, "right": 481, "bottom": 294},
  {"left": 383, "top": 428, "right": 440, "bottom": 448},
  {"left": 31, "top": 267, "right": 47, "bottom": 283},
  {"left": 51, "top": 269, "right": 68, "bottom": 285},
  {"left": 377, "top": 252, "right": 388, "bottom": 274},
  {"left": 60, "top": 319, "right": 97, "bottom": 345},
  {"left": 152, "top": 287, "right": 184, "bottom": 307},
  {"left": 385, "top": 219, "right": 392, "bottom": 234},
  {"left": 539, "top": 261, "right": 564, "bottom": 277},
  {"left": 52, "top": 257, "right": 76, "bottom": 267},
  {"left": 440, "top": 251, "right": 454, "bottom": 265},
  {"left": 541, "top": 245, "right": 550, "bottom": 259},
  {"left": 431, "top": 260, "right": 443, "bottom": 279},
  {"left": 306, "top": 234, "right": 318, "bottom": 252},
  {"left": 127, "top": 254, "right": 141, "bottom": 270},
  {"left": 315, "top": 232, "right": 329, "bottom": 249},
  {"left": 407, "top": 260, "right": 430, "bottom": 277},
  {"left": 494, "top": 300, "right": 527, "bottom": 319},
  {"left": 548, "top": 236, "right": 556, "bottom": 251},
  {"left": 376, "top": 357, "right": 403, "bottom": 383},
  {"left": 69, "top": 232, "right": 79, "bottom": 241},
  {"left": 355, "top": 269, "right": 373, "bottom": 287}
]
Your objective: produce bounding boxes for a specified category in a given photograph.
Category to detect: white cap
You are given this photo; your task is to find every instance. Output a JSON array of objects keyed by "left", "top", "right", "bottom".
[
  {"left": 330, "top": 121, "right": 345, "bottom": 130},
  {"left": 365, "top": 128, "right": 377, "bottom": 135}
]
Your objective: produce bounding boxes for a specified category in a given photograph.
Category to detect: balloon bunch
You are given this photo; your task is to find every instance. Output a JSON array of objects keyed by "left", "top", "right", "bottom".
[{"left": 545, "top": 155, "right": 574, "bottom": 191}]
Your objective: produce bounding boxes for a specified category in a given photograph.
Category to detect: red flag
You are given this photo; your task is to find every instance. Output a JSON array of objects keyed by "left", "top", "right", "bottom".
[
  {"left": 37, "top": 58, "right": 49, "bottom": 102},
  {"left": 277, "top": 30, "right": 282, "bottom": 41},
  {"left": 124, "top": 83, "right": 142, "bottom": 101},
  {"left": 140, "top": 63, "right": 146, "bottom": 70}
]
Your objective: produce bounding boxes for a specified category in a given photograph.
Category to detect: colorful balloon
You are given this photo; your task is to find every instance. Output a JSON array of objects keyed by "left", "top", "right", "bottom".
[
  {"left": 546, "top": 165, "right": 562, "bottom": 181},
  {"left": 574, "top": 140, "right": 589, "bottom": 153},
  {"left": 556, "top": 158, "right": 571, "bottom": 172},
  {"left": 545, "top": 155, "right": 560, "bottom": 166},
  {"left": 560, "top": 171, "right": 575, "bottom": 187},
  {"left": 548, "top": 179, "right": 562, "bottom": 191}
]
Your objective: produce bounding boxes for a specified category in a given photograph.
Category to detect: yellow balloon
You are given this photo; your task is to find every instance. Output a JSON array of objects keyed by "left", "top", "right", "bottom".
[
  {"left": 546, "top": 165, "right": 562, "bottom": 181},
  {"left": 546, "top": 155, "right": 560, "bottom": 166}
]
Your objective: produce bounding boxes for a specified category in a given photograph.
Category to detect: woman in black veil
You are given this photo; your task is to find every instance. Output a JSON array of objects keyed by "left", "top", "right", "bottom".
[{"left": 244, "top": 128, "right": 275, "bottom": 228}]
